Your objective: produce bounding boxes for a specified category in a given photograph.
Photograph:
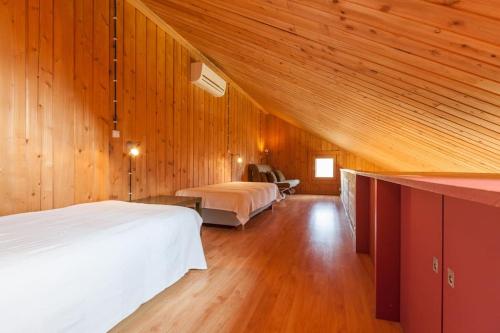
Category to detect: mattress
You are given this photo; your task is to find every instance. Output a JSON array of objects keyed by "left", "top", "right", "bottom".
[
  {"left": 0, "top": 201, "right": 207, "bottom": 333},
  {"left": 175, "top": 181, "right": 280, "bottom": 224}
]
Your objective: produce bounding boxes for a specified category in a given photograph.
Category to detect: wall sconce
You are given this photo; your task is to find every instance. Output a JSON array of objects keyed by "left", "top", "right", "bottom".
[
  {"left": 260, "top": 148, "right": 270, "bottom": 163},
  {"left": 228, "top": 150, "right": 243, "bottom": 165},
  {"left": 127, "top": 141, "right": 140, "bottom": 157},
  {"left": 126, "top": 141, "right": 140, "bottom": 201}
]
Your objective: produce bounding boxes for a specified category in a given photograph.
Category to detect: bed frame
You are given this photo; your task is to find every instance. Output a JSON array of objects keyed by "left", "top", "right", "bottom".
[{"left": 201, "top": 201, "right": 275, "bottom": 229}]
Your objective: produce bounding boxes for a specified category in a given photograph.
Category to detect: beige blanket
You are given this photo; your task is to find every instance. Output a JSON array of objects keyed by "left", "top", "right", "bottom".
[{"left": 175, "top": 182, "right": 280, "bottom": 224}]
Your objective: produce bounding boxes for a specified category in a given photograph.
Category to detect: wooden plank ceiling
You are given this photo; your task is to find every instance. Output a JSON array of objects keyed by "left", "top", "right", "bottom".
[{"left": 142, "top": 0, "right": 500, "bottom": 172}]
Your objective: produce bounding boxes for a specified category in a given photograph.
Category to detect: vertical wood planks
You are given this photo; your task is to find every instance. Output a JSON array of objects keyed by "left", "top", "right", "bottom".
[
  {"left": 156, "top": 28, "right": 167, "bottom": 195},
  {"left": 165, "top": 33, "right": 174, "bottom": 194},
  {"left": 264, "top": 114, "right": 381, "bottom": 195},
  {"left": 0, "top": 0, "right": 383, "bottom": 217},
  {"left": 53, "top": 0, "right": 75, "bottom": 208},
  {"left": 93, "top": 0, "right": 110, "bottom": 201},
  {"left": 26, "top": 0, "right": 42, "bottom": 212},
  {"left": 108, "top": 4, "right": 268, "bottom": 200},
  {"left": 146, "top": 18, "right": 157, "bottom": 197},
  {"left": 74, "top": 0, "right": 94, "bottom": 203},
  {"left": 0, "top": 0, "right": 113, "bottom": 216},
  {"left": 134, "top": 10, "right": 147, "bottom": 199},
  {"left": 39, "top": 0, "right": 55, "bottom": 210}
]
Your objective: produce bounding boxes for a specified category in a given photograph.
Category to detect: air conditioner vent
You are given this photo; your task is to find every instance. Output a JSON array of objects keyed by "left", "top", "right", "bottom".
[{"left": 191, "top": 62, "right": 227, "bottom": 97}]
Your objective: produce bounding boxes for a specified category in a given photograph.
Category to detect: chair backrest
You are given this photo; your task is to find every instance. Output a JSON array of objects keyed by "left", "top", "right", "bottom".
[{"left": 248, "top": 164, "right": 273, "bottom": 182}]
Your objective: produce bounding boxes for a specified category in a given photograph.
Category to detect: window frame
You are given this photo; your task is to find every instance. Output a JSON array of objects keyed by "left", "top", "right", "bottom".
[
  {"left": 314, "top": 157, "right": 335, "bottom": 179},
  {"left": 311, "top": 151, "right": 339, "bottom": 181}
]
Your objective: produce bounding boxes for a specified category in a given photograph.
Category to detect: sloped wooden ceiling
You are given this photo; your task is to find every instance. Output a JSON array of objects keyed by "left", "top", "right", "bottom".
[{"left": 142, "top": 0, "right": 500, "bottom": 172}]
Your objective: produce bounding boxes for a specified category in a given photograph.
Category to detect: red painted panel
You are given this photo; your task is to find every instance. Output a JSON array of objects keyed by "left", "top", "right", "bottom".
[
  {"left": 355, "top": 175, "right": 370, "bottom": 253},
  {"left": 400, "top": 187, "right": 442, "bottom": 333},
  {"left": 375, "top": 180, "right": 401, "bottom": 321},
  {"left": 369, "top": 178, "right": 377, "bottom": 260},
  {"left": 444, "top": 197, "right": 500, "bottom": 333}
]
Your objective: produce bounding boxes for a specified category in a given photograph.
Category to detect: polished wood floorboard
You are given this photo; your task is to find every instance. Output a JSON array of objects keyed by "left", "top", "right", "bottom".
[{"left": 112, "top": 195, "right": 402, "bottom": 333}]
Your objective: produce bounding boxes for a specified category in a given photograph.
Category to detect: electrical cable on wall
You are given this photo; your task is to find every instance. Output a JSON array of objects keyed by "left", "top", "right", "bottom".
[
  {"left": 226, "top": 83, "right": 231, "bottom": 153},
  {"left": 112, "top": 0, "right": 119, "bottom": 137}
]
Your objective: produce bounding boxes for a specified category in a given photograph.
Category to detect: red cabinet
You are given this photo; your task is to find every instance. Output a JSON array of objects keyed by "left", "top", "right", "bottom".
[
  {"left": 400, "top": 187, "right": 442, "bottom": 333},
  {"left": 342, "top": 170, "right": 500, "bottom": 331},
  {"left": 401, "top": 192, "right": 500, "bottom": 333},
  {"left": 443, "top": 197, "right": 500, "bottom": 333}
]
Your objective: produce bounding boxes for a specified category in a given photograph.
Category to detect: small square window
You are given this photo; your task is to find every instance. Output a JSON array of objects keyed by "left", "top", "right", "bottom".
[{"left": 315, "top": 158, "right": 335, "bottom": 178}]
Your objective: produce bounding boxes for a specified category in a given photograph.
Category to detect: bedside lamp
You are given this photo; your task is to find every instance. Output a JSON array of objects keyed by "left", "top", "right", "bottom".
[{"left": 126, "top": 141, "right": 140, "bottom": 201}]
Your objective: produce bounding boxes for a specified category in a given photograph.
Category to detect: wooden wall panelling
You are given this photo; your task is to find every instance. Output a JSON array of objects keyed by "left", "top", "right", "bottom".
[
  {"left": 180, "top": 45, "right": 188, "bottom": 190},
  {"left": 0, "top": 0, "right": 26, "bottom": 215},
  {"left": 186, "top": 45, "right": 194, "bottom": 189},
  {"left": 213, "top": 93, "right": 218, "bottom": 185},
  {"left": 204, "top": 75, "right": 211, "bottom": 184},
  {"left": 118, "top": 1, "right": 136, "bottom": 200},
  {"left": 229, "top": 86, "right": 236, "bottom": 181},
  {"left": 110, "top": 0, "right": 124, "bottom": 201},
  {"left": 94, "top": 0, "right": 111, "bottom": 202},
  {"left": 146, "top": 18, "right": 158, "bottom": 198},
  {"left": 203, "top": 87, "right": 210, "bottom": 183},
  {"left": 26, "top": 0, "right": 42, "bottom": 212},
  {"left": 109, "top": 1, "right": 267, "bottom": 200},
  {"left": 134, "top": 10, "right": 146, "bottom": 198},
  {"left": 74, "top": 0, "right": 93, "bottom": 204},
  {"left": 53, "top": 0, "right": 76, "bottom": 208},
  {"left": 0, "top": 0, "right": 112, "bottom": 216},
  {"left": 156, "top": 27, "right": 167, "bottom": 195},
  {"left": 0, "top": 0, "right": 278, "bottom": 214},
  {"left": 264, "top": 115, "right": 381, "bottom": 195},
  {"left": 0, "top": 0, "right": 383, "bottom": 216},
  {"left": 172, "top": 40, "right": 181, "bottom": 192},
  {"left": 223, "top": 90, "right": 231, "bottom": 183},
  {"left": 39, "top": 0, "right": 55, "bottom": 210},
  {"left": 165, "top": 33, "right": 175, "bottom": 195},
  {"left": 190, "top": 74, "right": 197, "bottom": 187}
]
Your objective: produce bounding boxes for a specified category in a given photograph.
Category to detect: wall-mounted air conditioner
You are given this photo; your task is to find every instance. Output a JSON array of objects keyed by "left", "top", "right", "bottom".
[{"left": 190, "top": 62, "right": 227, "bottom": 97}]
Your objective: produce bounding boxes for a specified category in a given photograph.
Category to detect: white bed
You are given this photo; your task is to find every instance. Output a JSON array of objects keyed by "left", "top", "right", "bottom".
[
  {"left": 175, "top": 181, "right": 281, "bottom": 227},
  {"left": 0, "top": 201, "right": 207, "bottom": 333}
]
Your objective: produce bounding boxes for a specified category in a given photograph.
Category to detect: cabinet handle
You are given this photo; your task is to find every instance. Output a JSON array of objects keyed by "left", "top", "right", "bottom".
[
  {"left": 447, "top": 268, "right": 455, "bottom": 288},
  {"left": 432, "top": 257, "right": 439, "bottom": 273}
]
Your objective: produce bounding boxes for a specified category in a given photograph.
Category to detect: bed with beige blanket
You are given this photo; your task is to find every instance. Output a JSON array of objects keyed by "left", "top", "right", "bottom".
[{"left": 175, "top": 182, "right": 281, "bottom": 227}]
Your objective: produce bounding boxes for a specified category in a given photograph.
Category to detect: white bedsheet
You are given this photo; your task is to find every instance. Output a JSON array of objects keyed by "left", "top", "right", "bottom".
[
  {"left": 0, "top": 201, "right": 207, "bottom": 333},
  {"left": 175, "top": 182, "right": 280, "bottom": 224}
]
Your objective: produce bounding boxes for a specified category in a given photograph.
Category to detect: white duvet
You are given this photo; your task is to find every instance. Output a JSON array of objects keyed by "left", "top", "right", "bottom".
[{"left": 0, "top": 201, "right": 207, "bottom": 333}]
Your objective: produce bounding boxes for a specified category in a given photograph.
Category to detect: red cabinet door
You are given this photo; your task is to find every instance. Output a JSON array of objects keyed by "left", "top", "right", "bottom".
[
  {"left": 400, "top": 187, "right": 443, "bottom": 333},
  {"left": 444, "top": 197, "right": 500, "bottom": 333}
]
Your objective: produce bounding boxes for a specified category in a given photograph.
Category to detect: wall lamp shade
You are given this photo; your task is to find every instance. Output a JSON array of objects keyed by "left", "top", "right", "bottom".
[
  {"left": 130, "top": 147, "right": 140, "bottom": 157},
  {"left": 237, "top": 156, "right": 243, "bottom": 164},
  {"left": 126, "top": 141, "right": 140, "bottom": 157}
]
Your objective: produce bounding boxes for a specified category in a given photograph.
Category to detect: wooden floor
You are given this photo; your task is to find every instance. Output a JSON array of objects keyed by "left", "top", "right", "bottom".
[{"left": 112, "top": 195, "right": 402, "bottom": 333}]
